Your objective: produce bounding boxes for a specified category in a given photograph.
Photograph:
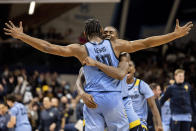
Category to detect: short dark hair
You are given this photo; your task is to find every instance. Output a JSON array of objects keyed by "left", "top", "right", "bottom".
[
  {"left": 84, "top": 18, "right": 102, "bottom": 40},
  {"left": 149, "top": 83, "right": 159, "bottom": 90},
  {"left": 6, "top": 94, "right": 16, "bottom": 102}
]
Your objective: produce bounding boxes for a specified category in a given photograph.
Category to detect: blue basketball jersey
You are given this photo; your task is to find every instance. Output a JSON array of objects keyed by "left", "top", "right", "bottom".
[
  {"left": 10, "top": 102, "right": 30, "bottom": 127},
  {"left": 161, "top": 100, "right": 171, "bottom": 125},
  {"left": 128, "top": 78, "right": 154, "bottom": 121},
  {"left": 83, "top": 40, "right": 121, "bottom": 92}
]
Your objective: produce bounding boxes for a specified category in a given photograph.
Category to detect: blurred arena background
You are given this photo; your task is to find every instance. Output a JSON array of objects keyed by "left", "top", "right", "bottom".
[{"left": 0, "top": 0, "right": 196, "bottom": 130}]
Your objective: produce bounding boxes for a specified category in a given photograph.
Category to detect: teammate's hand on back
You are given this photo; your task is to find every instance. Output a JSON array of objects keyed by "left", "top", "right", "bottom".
[
  {"left": 83, "top": 57, "right": 97, "bottom": 66},
  {"left": 81, "top": 93, "right": 97, "bottom": 108},
  {"left": 4, "top": 21, "right": 24, "bottom": 39},
  {"left": 174, "top": 19, "right": 193, "bottom": 38}
]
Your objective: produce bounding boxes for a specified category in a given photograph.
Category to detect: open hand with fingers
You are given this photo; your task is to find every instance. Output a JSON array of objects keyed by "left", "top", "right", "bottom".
[
  {"left": 3, "top": 21, "right": 24, "bottom": 39},
  {"left": 174, "top": 19, "right": 193, "bottom": 38},
  {"left": 81, "top": 92, "right": 97, "bottom": 108}
]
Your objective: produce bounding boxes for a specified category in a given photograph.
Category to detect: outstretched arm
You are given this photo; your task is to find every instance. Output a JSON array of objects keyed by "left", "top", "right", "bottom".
[
  {"left": 147, "top": 97, "right": 163, "bottom": 131},
  {"left": 117, "top": 19, "right": 193, "bottom": 53},
  {"left": 3, "top": 21, "right": 81, "bottom": 57},
  {"left": 83, "top": 53, "right": 129, "bottom": 80}
]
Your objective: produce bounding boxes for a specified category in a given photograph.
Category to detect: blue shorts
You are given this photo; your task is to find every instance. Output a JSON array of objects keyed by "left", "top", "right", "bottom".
[
  {"left": 83, "top": 91, "right": 129, "bottom": 131},
  {"left": 123, "top": 97, "right": 141, "bottom": 129}
]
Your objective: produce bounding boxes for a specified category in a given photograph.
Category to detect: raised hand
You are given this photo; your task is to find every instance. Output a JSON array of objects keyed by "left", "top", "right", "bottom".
[
  {"left": 3, "top": 21, "right": 23, "bottom": 39},
  {"left": 174, "top": 19, "right": 193, "bottom": 38}
]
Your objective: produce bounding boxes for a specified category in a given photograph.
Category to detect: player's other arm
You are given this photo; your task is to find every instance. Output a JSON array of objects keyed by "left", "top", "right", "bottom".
[
  {"left": 75, "top": 67, "right": 97, "bottom": 108},
  {"left": 83, "top": 53, "right": 129, "bottom": 80},
  {"left": 3, "top": 21, "right": 81, "bottom": 57},
  {"left": 147, "top": 97, "right": 163, "bottom": 131},
  {"left": 7, "top": 116, "right": 16, "bottom": 128},
  {"left": 117, "top": 20, "right": 193, "bottom": 53},
  {"left": 75, "top": 67, "right": 86, "bottom": 96}
]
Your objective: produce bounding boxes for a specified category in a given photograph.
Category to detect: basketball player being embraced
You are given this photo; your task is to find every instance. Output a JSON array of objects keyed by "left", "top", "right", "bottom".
[{"left": 4, "top": 19, "right": 193, "bottom": 131}]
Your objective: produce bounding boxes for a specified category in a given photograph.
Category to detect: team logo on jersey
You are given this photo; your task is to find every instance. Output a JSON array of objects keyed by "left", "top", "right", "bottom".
[
  {"left": 184, "top": 85, "right": 188, "bottom": 92},
  {"left": 130, "top": 94, "right": 139, "bottom": 99}
]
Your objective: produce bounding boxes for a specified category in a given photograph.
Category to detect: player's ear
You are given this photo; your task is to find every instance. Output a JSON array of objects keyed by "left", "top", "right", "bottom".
[
  {"left": 100, "top": 27, "right": 104, "bottom": 34},
  {"left": 83, "top": 31, "right": 87, "bottom": 39}
]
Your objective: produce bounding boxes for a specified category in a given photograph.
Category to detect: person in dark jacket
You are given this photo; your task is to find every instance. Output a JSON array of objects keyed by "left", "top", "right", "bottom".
[
  {"left": 160, "top": 69, "right": 193, "bottom": 131},
  {"left": 190, "top": 86, "right": 196, "bottom": 131},
  {"left": 36, "top": 97, "right": 61, "bottom": 131}
]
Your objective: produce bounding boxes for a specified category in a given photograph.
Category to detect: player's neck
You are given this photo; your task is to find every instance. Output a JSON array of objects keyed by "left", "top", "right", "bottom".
[
  {"left": 126, "top": 77, "right": 134, "bottom": 84},
  {"left": 10, "top": 102, "right": 15, "bottom": 107},
  {"left": 89, "top": 36, "right": 103, "bottom": 44}
]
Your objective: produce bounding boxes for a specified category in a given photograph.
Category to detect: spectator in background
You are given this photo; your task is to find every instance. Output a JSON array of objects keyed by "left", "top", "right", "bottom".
[
  {"left": 42, "top": 85, "right": 54, "bottom": 98},
  {"left": 36, "top": 97, "right": 61, "bottom": 131},
  {"left": 151, "top": 83, "right": 162, "bottom": 100},
  {"left": 37, "top": 73, "right": 46, "bottom": 87},
  {"left": 14, "top": 75, "right": 32, "bottom": 104},
  {"left": 160, "top": 69, "right": 193, "bottom": 131},
  {"left": 0, "top": 83, "right": 6, "bottom": 103},
  {"left": 35, "top": 87, "right": 43, "bottom": 101},
  {"left": 27, "top": 98, "right": 40, "bottom": 131},
  {"left": 147, "top": 83, "right": 162, "bottom": 131},
  {"left": 0, "top": 103, "right": 13, "bottom": 131},
  {"left": 7, "top": 74, "right": 15, "bottom": 94},
  {"left": 14, "top": 75, "right": 27, "bottom": 97},
  {"left": 51, "top": 97, "right": 65, "bottom": 131},
  {"left": 59, "top": 96, "right": 68, "bottom": 130},
  {"left": 51, "top": 97, "right": 59, "bottom": 109}
]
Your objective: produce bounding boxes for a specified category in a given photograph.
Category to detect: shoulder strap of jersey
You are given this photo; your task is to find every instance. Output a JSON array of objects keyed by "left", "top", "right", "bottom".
[
  {"left": 134, "top": 79, "right": 140, "bottom": 87},
  {"left": 128, "top": 79, "right": 136, "bottom": 90},
  {"left": 134, "top": 79, "right": 143, "bottom": 95}
]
